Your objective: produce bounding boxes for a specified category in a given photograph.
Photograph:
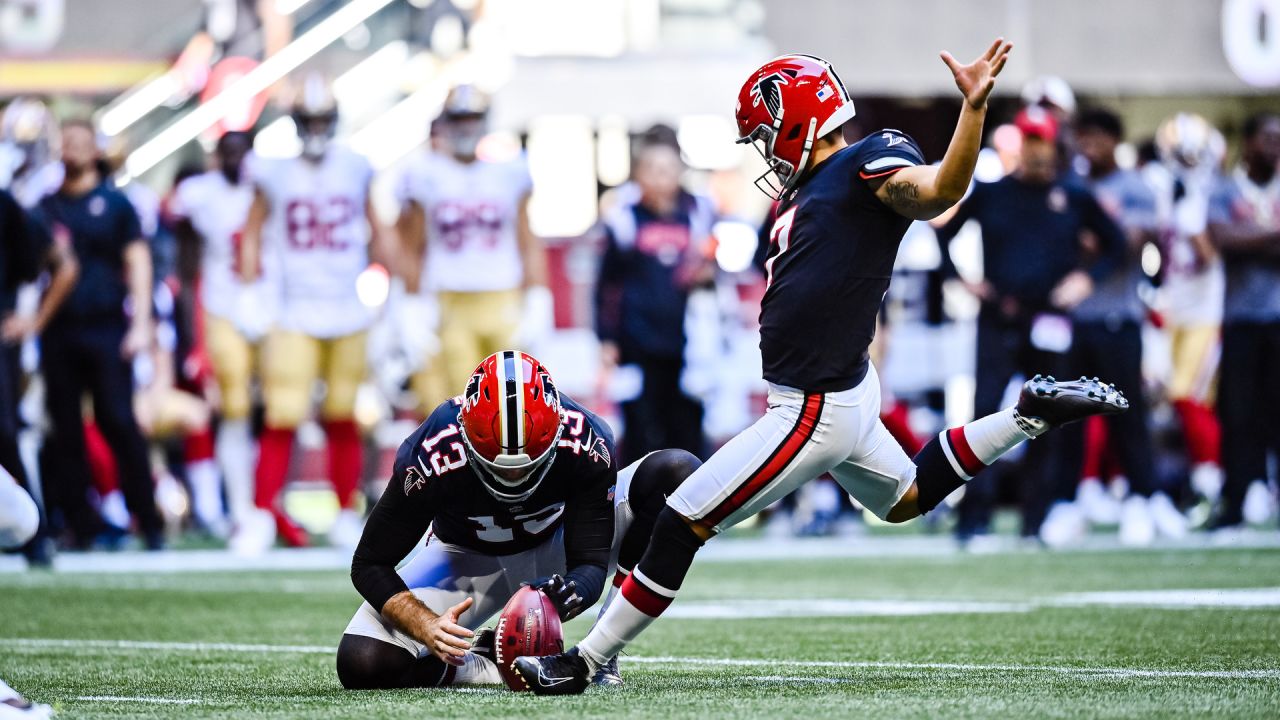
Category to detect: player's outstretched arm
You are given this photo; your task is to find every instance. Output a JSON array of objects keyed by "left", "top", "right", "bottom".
[{"left": 875, "top": 38, "right": 1012, "bottom": 220}]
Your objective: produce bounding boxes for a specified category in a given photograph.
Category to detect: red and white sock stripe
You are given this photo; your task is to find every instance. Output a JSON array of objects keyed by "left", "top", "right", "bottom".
[
  {"left": 939, "top": 427, "right": 986, "bottom": 481},
  {"left": 620, "top": 568, "right": 678, "bottom": 618}
]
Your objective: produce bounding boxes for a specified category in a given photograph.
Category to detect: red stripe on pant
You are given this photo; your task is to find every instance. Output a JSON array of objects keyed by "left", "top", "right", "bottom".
[
  {"left": 619, "top": 574, "right": 673, "bottom": 618},
  {"left": 699, "top": 393, "right": 824, "bottom": 530},
  {"left": 945, "top": 427, "right": 986, "bottom": 477}
]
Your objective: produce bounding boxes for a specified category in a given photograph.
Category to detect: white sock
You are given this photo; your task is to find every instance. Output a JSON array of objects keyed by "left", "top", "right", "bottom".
[
  {"left": 578, "top": 568, "right": 674, "bottom": 672},
  {"left": 594, "top": 569, "right": 627, "bottom": 622},
  {"left": 967, "top": 407, "right": 1043, "bottom": 457},
  {"left": 940, "top": 408, "right": 1040, "bottom": 480},
  {"left": 217, "top": 419, "right": 255, "bottom": 523},
  {"left": 453, "top": 651, "right": 501, "bottom": 685},
  {"left": 186, "top": 459, "right": 224, "bottom": 527}
]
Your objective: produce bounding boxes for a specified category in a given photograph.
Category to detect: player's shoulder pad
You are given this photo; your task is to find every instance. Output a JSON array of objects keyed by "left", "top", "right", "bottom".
[{"left": 853, "top": 129, "right": 926, "bottom": 181}]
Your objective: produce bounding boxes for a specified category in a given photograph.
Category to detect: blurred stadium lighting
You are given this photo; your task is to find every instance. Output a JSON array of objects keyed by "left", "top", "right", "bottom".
[
  {"left": 596, "top": 116, "right": 630, "bottom": 187},
  {"left": 497, "top": 0, "right": 629, "bottom": 57},
  {"left": 98, "top": 0, "right": 323, "bottom": 140},
  {"left": 98, "top": 74, "right": 180, "bottom": 138},
  {"left": 275, "top": 0, "right": 317, "bottom": 14},
  {"left": 527, "top": 115, "right": 597, "bottom": 236},
  {"left": 333, "top": 41, "right": 409, "bottom": 102},
  {"left": 125, "top": 0, "right": 395, "bottom": 179},
  {"left": 712, "top": 220, "right": 758, "bottom": 274},
  {"left": 349, "top": 82, "right": 447, "bottom": 169},
  {"left": 677, "top": 114, "right": 742, "bottom": 170}
]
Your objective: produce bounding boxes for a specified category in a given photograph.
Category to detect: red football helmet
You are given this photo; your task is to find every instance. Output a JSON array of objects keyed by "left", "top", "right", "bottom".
[
  {"left": 458, "top": 351, "right": 565, "bottom": 502},
  {"left": 735, "top": 54, "right": 856, "bottom": 199}
]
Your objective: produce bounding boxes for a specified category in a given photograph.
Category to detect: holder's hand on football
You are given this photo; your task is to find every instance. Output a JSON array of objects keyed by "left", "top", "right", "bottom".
[
  {"left": 423, "top": 596, "right": 475, "bottom": 666},
  {"left": 942, "top": 37, "right": 1012, "bottom": 110},
  {"left": 528, "top": 574, "right": 585, "bottom": 621}
]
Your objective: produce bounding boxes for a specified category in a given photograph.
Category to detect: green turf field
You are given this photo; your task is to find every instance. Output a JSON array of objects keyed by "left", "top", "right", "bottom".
[{"left": 2, "top": 544, "right": 1279, "bottom": 719}]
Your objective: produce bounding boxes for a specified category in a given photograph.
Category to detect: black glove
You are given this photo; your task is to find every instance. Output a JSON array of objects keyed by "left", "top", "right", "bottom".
[{"left": 527, "top": 573, "right": 586, "bottom": 622}]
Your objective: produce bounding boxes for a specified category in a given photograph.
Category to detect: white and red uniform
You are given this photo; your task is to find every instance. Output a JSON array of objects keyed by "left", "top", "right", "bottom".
[
  {"left": 248, "top": 146, "right": 376, "bottom": 545},
  {"left": 254, "top": 146, "right": 375, "bottom": 338},
  {"left": 397, "top": 151, "right": 532, "bottom": 294},
  {"left": 173, "top": 167, "right": 278, "bottom": 329},
  {"left": 395, "top": 151, "right": 535, "bottom": 405}
]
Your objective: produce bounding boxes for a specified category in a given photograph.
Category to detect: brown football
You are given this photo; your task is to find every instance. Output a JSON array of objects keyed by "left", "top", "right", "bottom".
[{"left": 494, "top": 586, "right": 564, "bottom": 691}]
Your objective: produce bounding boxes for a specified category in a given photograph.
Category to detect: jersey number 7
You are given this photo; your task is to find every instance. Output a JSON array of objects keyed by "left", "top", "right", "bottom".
[{"left": 764, "top": 207, "right": 797, "bottom": 289}]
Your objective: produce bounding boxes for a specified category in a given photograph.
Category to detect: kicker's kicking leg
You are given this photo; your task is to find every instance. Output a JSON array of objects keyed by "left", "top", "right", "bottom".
[{"left": 888, "top": 375, "right": 1128, "bottom": 522}]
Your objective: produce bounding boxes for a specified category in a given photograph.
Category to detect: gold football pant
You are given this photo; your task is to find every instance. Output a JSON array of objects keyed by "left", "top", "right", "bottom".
[
  {"left": 412, "top": 289, "right": 521, "bottom": 410},
  {"left": 1167, "top": 323, "right": 1219, "bottom": 403},
  {"left": 204, "top": 311, "right": 256, "bottom": 421},
  {"left": 263, "top": 329, "right": 368, "bottom": 428}
]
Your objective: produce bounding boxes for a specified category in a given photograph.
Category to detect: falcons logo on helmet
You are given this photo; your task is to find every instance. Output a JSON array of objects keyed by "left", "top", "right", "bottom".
[{"left": 750, "top": 71, "right": 791, "bottom": 120}]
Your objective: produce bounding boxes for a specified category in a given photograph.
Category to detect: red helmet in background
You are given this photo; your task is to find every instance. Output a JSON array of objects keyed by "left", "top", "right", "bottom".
[
  {"left": 458, "top": 351, "right": 565, "bottom": 503},
  {"left": 735, "top": 54, "right": 856, "bottom": 199}
]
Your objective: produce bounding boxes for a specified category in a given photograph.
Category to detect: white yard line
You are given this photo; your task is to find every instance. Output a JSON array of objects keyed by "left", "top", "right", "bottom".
[
  {"left": 4, "top": 638, "right": 333, "bottom": 654},
  {"left": 77, "top": 696, "right": 204, "bottom": 705},
  {"left": 5, "top": 638, "right": 1276, "bottom": 681},
  {"left": 1, "top": 530, "right": 1276, "bottom": 574}
]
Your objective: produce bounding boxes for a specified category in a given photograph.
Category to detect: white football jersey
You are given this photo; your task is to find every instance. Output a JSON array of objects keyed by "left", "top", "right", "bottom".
[
  {"left": 1146, "top": 162, "right": 1224, "bottom": 326},
  {"left": 396, "top": 152, "right": 531, "bottom": 293},
  {"left": 253, "top": 146, "right": 374, "bottom": 337},
  {"left": 171, "top": 168, "right": 276, "bottom": 325}
]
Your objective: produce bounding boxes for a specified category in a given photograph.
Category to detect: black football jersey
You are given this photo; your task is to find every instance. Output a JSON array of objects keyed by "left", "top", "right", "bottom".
[
  {"left": 350, "top": 393, "right": 618, "bottom": 610},
  {"left": 759, "top": 130, "right": 925, "bottom": 393}
]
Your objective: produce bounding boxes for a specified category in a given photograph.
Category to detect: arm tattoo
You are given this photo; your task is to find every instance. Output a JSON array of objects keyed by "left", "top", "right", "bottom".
[{"left": 884, "top": 180, "right": 921, "bottom": 214}]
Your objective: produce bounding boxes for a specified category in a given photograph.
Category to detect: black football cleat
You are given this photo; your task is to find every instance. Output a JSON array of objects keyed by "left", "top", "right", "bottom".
[
  {"left": 1016, "top": 375, "right": 1128, "bottom": 432},
  {"left": 470, "top": 627, "right": 496, "bottom": 663},
  {"left": 591, "top": 655, "right": 623, "bottom": 688},
  {"left": 512, "top": 648, "right": 591, "bottom": 695}
]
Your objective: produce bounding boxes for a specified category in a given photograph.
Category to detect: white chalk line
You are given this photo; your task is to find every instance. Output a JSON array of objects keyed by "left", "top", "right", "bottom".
[
  {"left": 76, "top": 695, "right": 203, "bottom": 705},
  {"left": 4, "top": 639, "right": 1276, "bottom": 681}
]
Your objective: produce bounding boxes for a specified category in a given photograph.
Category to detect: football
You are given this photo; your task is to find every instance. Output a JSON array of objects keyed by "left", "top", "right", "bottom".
[{"left": 494, "top": 586, "right": 564, "bottom": 691}]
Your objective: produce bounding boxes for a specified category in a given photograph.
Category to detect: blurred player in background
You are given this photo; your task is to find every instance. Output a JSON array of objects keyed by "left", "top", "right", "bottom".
[
  {"left": 517, "top": 43, "right": 1127, "bottom": 695},
  {"left": 1207, "top": 112, "right": 1280, "bottom": 530},
  {"left": 239, "top": 77, "right": 377, "bottom": 553},
  {"left": 1064, "top": 108, "right": 1181, "bottom": 545},
  {"left": 337, "top": 351, "right": 699, "bottom": 690},
  {"left": 172, "top": 131, "right": 264, "bottom": 541},
  {"left": 394, "top": 86, "right": 551, "bottom": 411},
  {"left": 0, "top": 98, "right": 63, "bottom": 209},
  {"left": 935, "top": 107, "right": 1126, "bottom": 541},
  {"left": 1150, "top": 113, "right": 1225, "bottom": 503}
]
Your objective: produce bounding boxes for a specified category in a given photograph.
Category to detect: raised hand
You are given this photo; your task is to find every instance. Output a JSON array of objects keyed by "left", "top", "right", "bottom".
[{"left": 941, "top": 38, "right": 1013, "bottom": 110}]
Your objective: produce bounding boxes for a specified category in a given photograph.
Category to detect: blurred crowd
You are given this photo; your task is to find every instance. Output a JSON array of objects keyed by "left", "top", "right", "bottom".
[{"left": 0, "top": 70, "right": 1277, "bottom": 564}]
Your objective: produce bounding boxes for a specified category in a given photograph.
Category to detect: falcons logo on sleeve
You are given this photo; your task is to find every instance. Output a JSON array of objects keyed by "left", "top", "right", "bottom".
[{"left": 750, "top": 71, "right": 790, "bottom": 120}]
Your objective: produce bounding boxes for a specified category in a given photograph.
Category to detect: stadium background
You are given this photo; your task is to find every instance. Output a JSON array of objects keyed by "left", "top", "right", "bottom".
[{"left": 1, "top": 1, "right": 1280, "bottom": 717}]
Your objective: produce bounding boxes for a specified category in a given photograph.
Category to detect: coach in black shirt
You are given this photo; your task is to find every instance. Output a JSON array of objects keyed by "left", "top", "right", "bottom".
[
  {"left": 936, "top": 108, "right": 1125, "bottom": 539},
  {"left": 33, "top": 120, "right": 162, "bottom": 549},
  {"left": 595, "top": 138, "right": 715, "bottom": 463}
]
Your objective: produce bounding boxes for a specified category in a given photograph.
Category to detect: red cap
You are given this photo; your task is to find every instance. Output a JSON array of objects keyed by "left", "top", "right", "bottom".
[{"left": 1014, "top": 106, "right": 1058, "bottom": 142}]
